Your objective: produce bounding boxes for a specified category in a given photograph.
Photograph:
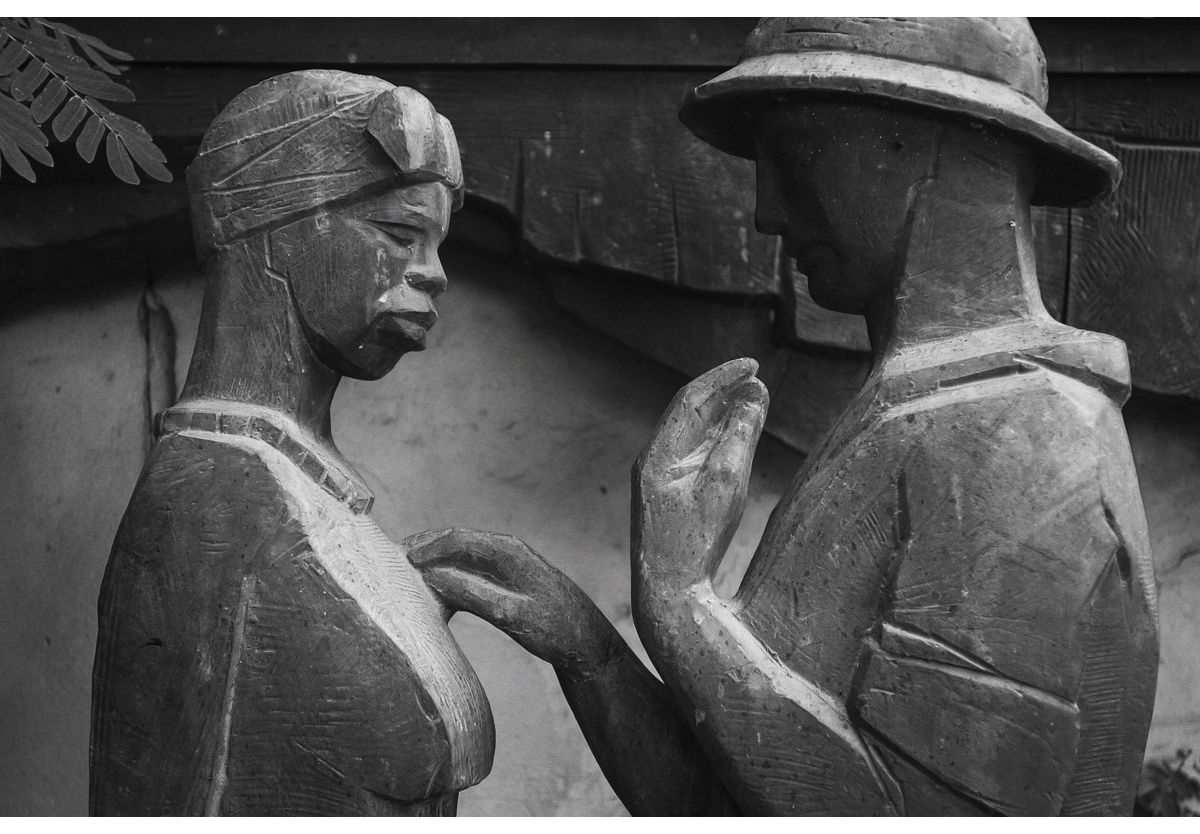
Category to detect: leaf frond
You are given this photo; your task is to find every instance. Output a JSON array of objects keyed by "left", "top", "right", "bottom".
[{"left": 0, "top": 17, "right": 172, "bottom": 183}]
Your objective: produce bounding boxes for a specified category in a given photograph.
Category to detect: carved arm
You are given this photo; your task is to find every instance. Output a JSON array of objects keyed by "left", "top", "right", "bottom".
[
  {"left": 406, "top": 528, "right": 739, "bottom": 815},
  {"left": 631, "top": 359, "right": 897, "bottom": 814}
]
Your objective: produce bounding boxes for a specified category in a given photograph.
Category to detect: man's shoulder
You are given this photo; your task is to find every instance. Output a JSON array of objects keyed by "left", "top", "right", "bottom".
[{"left": 880, "top": 319, "right": 1131, "bottom": 407}]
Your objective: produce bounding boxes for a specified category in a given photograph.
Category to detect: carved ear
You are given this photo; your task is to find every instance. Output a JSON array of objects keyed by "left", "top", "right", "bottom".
[{"left": 367, "top": 87, "right": 464, "bottom": 210}]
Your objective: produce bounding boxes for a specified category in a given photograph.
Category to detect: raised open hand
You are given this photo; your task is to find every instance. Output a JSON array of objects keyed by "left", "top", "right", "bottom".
[
  {"left": 633, "top": 357, "right": 768, "bottom": 594},
  {"left": 404, "top": 528, "right": 618, "bottom": 681}
]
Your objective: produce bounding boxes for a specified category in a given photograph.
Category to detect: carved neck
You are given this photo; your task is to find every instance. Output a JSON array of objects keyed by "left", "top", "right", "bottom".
[
  {"left": 179, "top": 240, "right": 340, "bottom": 445},
  {"left": 867, "top": 136, "right": 1047, "bottom": 363}
]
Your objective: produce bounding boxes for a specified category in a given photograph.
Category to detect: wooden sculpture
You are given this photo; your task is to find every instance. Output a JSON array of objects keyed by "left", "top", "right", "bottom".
[
  {"left": 90, "top": 71, "right": 493, "bottom": 815},
  {"left": 411, "top": 18, "right": 1160, "bottom": 815}
]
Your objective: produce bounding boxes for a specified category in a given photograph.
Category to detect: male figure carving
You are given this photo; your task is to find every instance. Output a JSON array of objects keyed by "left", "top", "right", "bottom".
[
  {"left": 412, "top": 18, "right": 1159, "bottom": 815},
  {"left": 90, "top": 71, "right": 492, "bottom": 815}
]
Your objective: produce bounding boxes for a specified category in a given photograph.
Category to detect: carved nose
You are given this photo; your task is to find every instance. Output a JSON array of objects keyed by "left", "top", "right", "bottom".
[{"left": 406, "top": 268, "right": 447, "bottom": 297}]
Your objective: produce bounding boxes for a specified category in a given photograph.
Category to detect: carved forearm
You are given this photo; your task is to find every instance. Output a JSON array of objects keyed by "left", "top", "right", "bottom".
[
  {"left": 555, "top": 629, "right": 741, "bottom": 816},
  {"left": 632, "top": 566, "right": 896, "bottom": 815}
]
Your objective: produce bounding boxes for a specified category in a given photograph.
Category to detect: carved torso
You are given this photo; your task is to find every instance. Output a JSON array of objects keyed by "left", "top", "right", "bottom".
[
  {"left": 91, "top": 403, "right": 494, "bottom": 815},
  {"left": 684, "top": 321, "right": 1158, "bottom": 815}
]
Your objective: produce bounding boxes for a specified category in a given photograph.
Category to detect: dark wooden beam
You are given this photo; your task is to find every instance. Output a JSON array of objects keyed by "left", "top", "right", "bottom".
[
  {"left": 65, "top": 18, "right": 1200, "bottom": 75},
  {"left": 62, "top": 18, "right": 757, "bottom": 68},
  {"left": 1032, "top": 18, "right": 1200, "bottom": 74}
]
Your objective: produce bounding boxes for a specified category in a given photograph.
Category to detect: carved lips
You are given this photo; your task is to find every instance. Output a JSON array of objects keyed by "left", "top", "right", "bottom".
[{"left": 375, "top": 307, "right": 437, "bottom": 350}]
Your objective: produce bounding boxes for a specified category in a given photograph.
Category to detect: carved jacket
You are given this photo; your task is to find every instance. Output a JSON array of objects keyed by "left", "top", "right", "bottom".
[
  {"left": 90, "top": 402, "right": 493, "bottom": 815},
  {"left": 649, "top": 319, "right": 1159, "bottom": 815}
]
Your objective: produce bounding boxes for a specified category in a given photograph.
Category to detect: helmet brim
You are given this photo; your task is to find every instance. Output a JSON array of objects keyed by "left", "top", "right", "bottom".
[{"left": 679, "top": 52, "right": 1120, "bottom": 208}]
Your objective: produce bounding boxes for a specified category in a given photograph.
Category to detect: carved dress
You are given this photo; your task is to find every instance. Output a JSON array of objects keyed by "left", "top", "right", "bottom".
[
  {"left": 660, "top": 320, "right": 1158, "bottom": 815},
  {"left": 91, "top": 402, "right": 493, "bottom": 815}
]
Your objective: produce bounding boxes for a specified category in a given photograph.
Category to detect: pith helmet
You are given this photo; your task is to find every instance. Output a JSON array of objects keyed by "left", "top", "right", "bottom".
[{"left": 679, "top": 17, "right": 1120, "bottom": 207}]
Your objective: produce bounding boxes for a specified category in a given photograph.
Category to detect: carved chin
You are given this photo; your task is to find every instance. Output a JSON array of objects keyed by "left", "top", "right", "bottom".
[{"left": 797, "top": 246, "right": 854, "bottom": 313}]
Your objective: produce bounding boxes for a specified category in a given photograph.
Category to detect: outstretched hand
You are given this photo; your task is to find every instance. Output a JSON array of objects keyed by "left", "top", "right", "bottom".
[
  {"left": 404, "top": 528, "right": 618, "bottom": 681},
  {"left": 407, "top": 528, "right": 743, "bottom": 816},
  {"left": 633, "top": 357, "right": 769, "bottom": 591}
]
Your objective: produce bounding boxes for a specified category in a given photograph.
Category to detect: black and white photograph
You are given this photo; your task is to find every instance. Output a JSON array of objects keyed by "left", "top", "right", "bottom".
[{"left": 0, "top": 10, "right": 1196, "bottom": 817}]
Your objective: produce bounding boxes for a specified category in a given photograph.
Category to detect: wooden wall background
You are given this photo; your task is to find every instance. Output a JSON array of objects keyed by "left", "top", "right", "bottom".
[
  {"left": 0, "top": 18, "right": 1197, "bottom": 813},
  {"left": 5, "top": 19, "right": 1200, "bottom": 452}
]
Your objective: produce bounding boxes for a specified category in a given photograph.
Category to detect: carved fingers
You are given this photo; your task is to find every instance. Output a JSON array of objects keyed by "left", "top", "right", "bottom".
[
  {"left": 633, "top": 358, "right": 768, "bottom": 592},
  {"left": 405, "top": 527, "right": 616, "bottom": 680},
  {"left": 635, "top": 358, "right": 762, "bottom": 478}
]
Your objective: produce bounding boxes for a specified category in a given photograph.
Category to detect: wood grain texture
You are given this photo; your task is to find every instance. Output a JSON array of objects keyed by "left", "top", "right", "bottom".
[
  {"left": 1051, "top": 75, "right": 1200, "bottom": 143},
  {"left": 4, "top": 28, "right": 1194, "bottom": 413},
  {"left": 93, "top": 427, "right": 488, "bottom": 814},
  {"left": 634, "top": 328, "right": 1158, "bottom": 815},
  {"left": 630, "top": 66, "right": 1158, "bottom": 813},
  {"left": 79, "top": 65, "right": 778, "bottom": 298},
  {"left": 1067, "top": 136, "right": 1200, "bottom": 398}
]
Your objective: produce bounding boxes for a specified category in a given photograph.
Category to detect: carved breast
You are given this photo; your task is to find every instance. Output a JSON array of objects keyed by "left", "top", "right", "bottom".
[{"left": 91, "top": 425, "right": 495, "bottom": 815}]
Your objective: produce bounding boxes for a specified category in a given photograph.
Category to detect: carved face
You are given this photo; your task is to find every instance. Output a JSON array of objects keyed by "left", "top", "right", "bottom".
[
  {"left": 750, "top": 100, "right": 939, "bottom": 314},
  {"left": 269, "top": 181, "right": 452, "bottom": 380}
]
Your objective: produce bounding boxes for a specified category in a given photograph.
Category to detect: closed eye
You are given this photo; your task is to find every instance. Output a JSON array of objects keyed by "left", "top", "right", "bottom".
[{"left": 367, "top": 221, "right": 422, "bottom": 248}]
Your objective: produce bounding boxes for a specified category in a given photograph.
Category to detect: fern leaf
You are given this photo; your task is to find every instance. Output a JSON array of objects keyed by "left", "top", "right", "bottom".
[
  {"left": 41, "top": 20, "right": 132, "bottom": 72},
  {"left": 0, "top": 95, "right": 51, "bottom": 179},
  {"left": 89, "top": 97, "right": 155, "bottom": 148},
  {"left": 10, "top": 57, "right": 47, "bottom": 101},
  {"left": 70, "top": 29, "right": 132, "bottom": 62},
  {"left": 76, "top": 111, "right": 102, "bottom": 162},
  {"left": 51, "top": 93, "right": 84, "bottom": 140},
  {"left": 105, "top": 130, "right": 137, "bottom": 184},
  {"left": 30, "top": 75, "right": 65, "bottom": 123},
  {"left": 0, "top": 18, "right": 169, "bottom": 183},
  {"left": 0, "top": 88, "right": 51, "bottom": 180},
  {"left": 87, "top": 97, "right": 171, "bottom": 182},
  {"left": 75, "top": 39, "right": 122, "bottom": 76},
  {"left": 57, "top": 62, "right": 134, "bottom": 102},
  {"left": 0, "top": 130, "right": 36, "bottom": 180},
  {"left": 4, "top": 20, "right": 133, "bottom": 103},
  {"left": 0, "top": 94, "right": 50, "bottom": 158},
  {"left": 119, "top": 128, "right": 170, "bottom": 181},
  {"left": 0, "top": 38, "right": 25, "bottom": 75},
  {"left": 8, "top": 19, "right": 79, "bottom": 59},
  {"left": 4, "top": 21, "right": 77, "bottom": 65}
]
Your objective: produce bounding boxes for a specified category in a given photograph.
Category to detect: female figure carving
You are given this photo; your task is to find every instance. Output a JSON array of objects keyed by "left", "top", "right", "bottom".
[{"left": 90, "top": 71, "right": 492, "bottom": 815}]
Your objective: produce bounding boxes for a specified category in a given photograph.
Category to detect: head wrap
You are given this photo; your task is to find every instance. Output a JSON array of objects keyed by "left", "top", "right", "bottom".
[{"left": 187, "top": 70, "right": 463, "bottom": 258}]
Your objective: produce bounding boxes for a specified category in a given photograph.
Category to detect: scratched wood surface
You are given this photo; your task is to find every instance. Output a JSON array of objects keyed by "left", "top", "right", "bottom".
[
  {"left": 624, "top": 71, "right": 1160, "bottom": 810},
  {"left": 1067, "top": 137, "right": 1200, "bottom": 399},
  {"left": 90, "top": 72, "right": 497, "bottom": 815}
]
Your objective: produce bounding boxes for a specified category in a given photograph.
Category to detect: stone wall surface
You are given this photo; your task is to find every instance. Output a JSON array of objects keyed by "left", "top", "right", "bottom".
[{"left": 0, "top": 282, "right": 149, "bottom": 814}]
